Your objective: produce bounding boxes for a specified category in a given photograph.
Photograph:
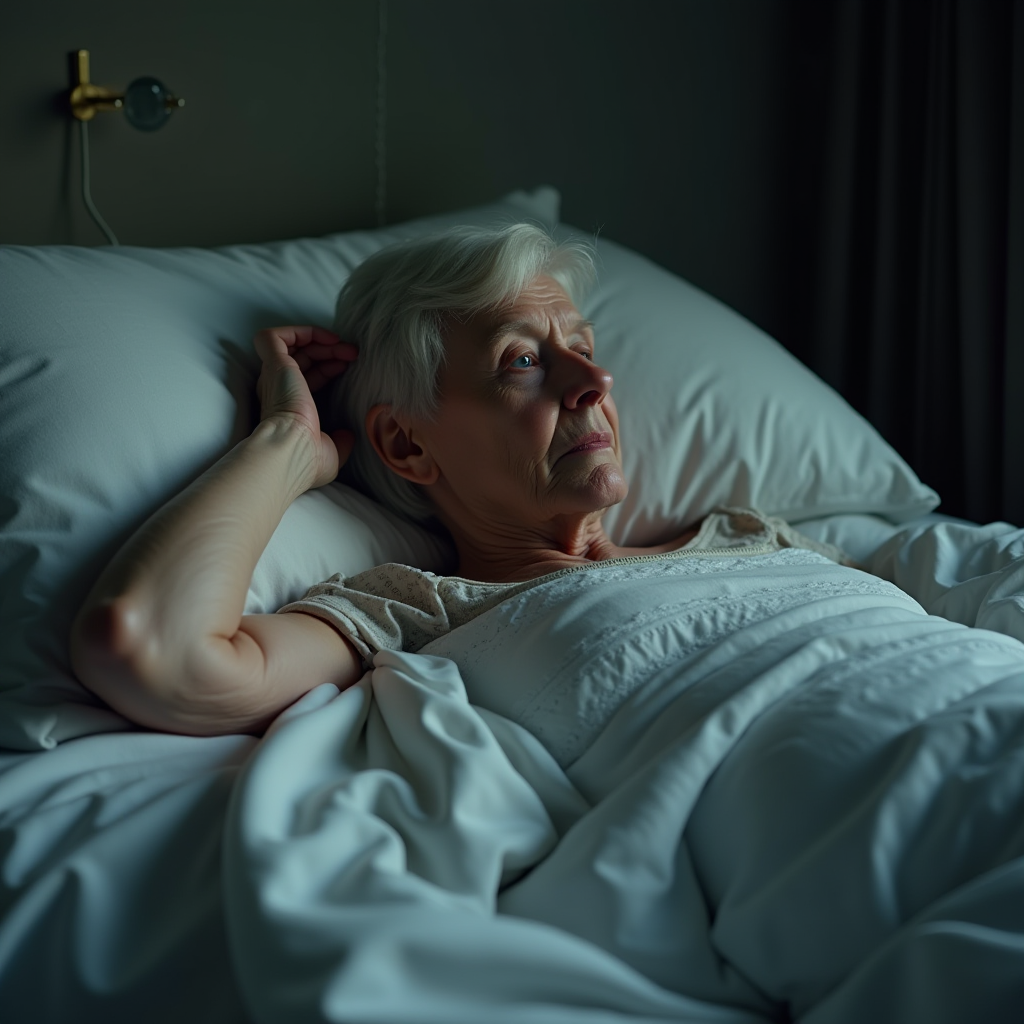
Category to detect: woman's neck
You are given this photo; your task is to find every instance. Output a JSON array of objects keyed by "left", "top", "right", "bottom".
[
  {"left": 445, "top": 511, "right": 621, "bottom": 583},
  {"left": 444, "top": 513, "right": 698, "bottom": 583}
]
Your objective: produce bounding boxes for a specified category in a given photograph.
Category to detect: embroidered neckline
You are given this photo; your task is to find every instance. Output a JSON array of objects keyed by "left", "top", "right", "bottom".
[{"left": 436, "top": 542, "right": 777, "bottom": 593}]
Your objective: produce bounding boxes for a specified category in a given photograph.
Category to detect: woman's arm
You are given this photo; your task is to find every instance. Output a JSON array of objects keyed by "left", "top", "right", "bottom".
[{"left": 70, "top": 326, "right": 363, "bottom": 736}]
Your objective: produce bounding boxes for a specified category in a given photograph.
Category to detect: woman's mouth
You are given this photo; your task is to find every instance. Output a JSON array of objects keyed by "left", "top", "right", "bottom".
[{"left": 564, "top": 431, "right": 612, "bottom": 456}]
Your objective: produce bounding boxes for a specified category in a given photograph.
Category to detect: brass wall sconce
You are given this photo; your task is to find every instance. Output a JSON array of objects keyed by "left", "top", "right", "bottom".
[
  {"left": 69, "top": 50, "right": 184, "bottom": 131},
  {"left": 67, "top": 50, "right": 185, "bottom": 244}
]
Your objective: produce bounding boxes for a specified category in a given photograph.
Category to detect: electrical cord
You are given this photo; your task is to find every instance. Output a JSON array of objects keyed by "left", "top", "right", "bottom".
[
  {"left": 79, "top": 119, "right": 119, "bottom": 246},
  {"left": 78, "top": 15, "right": 384, "bottom": 243}
]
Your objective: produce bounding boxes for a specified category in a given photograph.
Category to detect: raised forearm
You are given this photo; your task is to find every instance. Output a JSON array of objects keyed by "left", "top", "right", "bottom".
[{"left": 71, "top": 418, "right": 319, "bottom": 714}]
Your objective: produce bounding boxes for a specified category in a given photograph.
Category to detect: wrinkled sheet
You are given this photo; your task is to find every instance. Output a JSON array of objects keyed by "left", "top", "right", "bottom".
[
  {"left": 3, "top": 519, "right": 1024, "bottom": 1023},
  {"left": 799, "top": 513, "right": 1024, "bottom": 645},
  {"left": 0, "top": 731, "right": 255, "bottom": 1022}
]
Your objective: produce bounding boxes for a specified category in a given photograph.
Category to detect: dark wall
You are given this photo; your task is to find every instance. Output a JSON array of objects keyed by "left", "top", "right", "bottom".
[
  {"left": 1, "top": 0, "right": 379, "bottom": 248},
  {"left": 7, "top": 1, "right": 1018, "bottom": 523},
  {"left": 385, "top": 0, "right": 790, "bottom": 334},
  {"left": 1, "top": 0, "right": 796, "bottom": 338}
]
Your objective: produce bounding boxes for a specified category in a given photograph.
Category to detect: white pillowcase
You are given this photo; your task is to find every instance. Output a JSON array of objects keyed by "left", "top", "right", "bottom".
[
  {"left": 583, "top": 235, "right": 939, "bottom": 544},
  {"left": 0, "top": 191, "right": 550, "bottom": 750},
  {"left": 0, "top": 187, "right": 938, "bottom": 751}
]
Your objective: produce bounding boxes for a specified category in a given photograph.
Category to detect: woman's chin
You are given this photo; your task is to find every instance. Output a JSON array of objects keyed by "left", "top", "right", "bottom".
[{"left": 574, "top": 461, "right": 629, "bottom": 511}]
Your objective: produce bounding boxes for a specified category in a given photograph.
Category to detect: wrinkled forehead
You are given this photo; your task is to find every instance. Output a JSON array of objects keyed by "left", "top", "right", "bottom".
[{"left": 448, "top": 275, "right": 590, "bottom": 349}]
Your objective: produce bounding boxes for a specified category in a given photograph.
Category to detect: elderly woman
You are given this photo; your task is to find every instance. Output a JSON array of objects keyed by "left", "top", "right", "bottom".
[{"left": 70, "top": 224, "right": 845, "bottom": 739}]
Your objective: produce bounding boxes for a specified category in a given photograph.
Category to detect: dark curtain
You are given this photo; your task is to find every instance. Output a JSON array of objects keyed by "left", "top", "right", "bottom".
[{"left": 772, "top": 0, "right": 1024, "bottom": 525}]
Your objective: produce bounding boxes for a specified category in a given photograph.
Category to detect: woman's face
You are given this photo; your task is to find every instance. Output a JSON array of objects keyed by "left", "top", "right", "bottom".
[{"left": 419, "top": 275, "right": 627, "bottom": 528}]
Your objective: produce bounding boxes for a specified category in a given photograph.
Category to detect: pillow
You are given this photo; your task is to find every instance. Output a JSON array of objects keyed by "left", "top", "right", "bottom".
[
  {"left": 0, "top": 186, "right": 938, "bottom": 751},
  {"left": 583, "top": 234, "right": 939, "bottom": 545},
  {"left": 0, "top": 189, "right": 556, "bottom": 751}
]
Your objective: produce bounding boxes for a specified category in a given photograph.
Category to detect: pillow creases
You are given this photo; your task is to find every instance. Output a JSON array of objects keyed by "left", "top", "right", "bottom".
[{"left": 0, "top": 185, "right": 938, "bottom": 750}]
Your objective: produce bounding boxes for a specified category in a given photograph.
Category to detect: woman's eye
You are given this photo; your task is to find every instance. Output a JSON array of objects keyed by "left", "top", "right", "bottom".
[{"left": 510, "top": 354, "right": 535, "bottom": 369}]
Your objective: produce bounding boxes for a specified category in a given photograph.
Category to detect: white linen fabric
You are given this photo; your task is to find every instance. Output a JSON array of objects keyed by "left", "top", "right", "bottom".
[
  {"left": 797, "top": 514, "right": 1024, "bottom": 645},
  {"left": 572, "top": 231, "right": 939, "bottom": 546},
  {"left": 3, "top": 524, "right": 1024, "bottom": 1021},
  {"left": 0, "top": 184, "right": 1003, "bottom": 1019},
  {"left": 229, "top": 547, "right": 1024, "bottom": 1023},
  {"left": 0, "top": 187, "right": 939, "bottom": 751},
  {"left": 866, "top": 518, "right": 1024, "bottom": 645},
  {"left": 0, "top": 731, "right": 256, "bottom": 1023}
]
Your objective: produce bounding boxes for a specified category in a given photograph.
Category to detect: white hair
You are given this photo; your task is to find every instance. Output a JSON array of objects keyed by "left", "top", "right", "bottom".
[{"left": 328, "top": 222, "right": 597, "bottom": 528}]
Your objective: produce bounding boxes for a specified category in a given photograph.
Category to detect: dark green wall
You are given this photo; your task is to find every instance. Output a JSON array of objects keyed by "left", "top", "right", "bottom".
[
  {"left": 1, "top": 1, "right": 379, "bottom": 248},
  {"left": 5, "top": 1, "right": 1021, "bottom": 525},
  {"left": 1, "top": 0, "right": 804, "bottom": 341}
]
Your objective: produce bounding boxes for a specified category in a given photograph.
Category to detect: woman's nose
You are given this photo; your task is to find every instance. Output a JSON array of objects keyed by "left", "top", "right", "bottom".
[{"left": 560, "top": 352, "right": 614, "bottom": 409}]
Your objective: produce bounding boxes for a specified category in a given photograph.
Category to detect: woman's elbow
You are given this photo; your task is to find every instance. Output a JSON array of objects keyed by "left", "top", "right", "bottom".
[
  {"left": 71, "top": 596, "right": 145, "bottom": 698},
  {"left": 69, "top": 597, "right": 224, "bottom": 735}
]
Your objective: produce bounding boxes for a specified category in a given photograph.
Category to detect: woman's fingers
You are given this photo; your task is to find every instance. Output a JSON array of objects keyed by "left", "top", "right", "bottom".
[
  {"left": 256, "top": 325, "right": 341, "bottom": 351},
  {"left": 303, "top": 360, "right": 350, "bottom": 393},
  {"left": 275, "top": 327, "right": 357, "bottom": 365},
  {"left": 290, "top": 342, "right": 357, "bottom": 369},
  {"left": 286, "top": 325, "right": 344, "bottom": 349},
  {"left": 254, "top": 328, "right": 357, "bottom": 389},
  {"left": 250, "top": 329, "right": 358, "bottom": 483},
  {"left": 254, "top": 327, "right": 353, "bottom": 359},
  {"left": 252, "top": 329, "right": 289, "bottom": 363}
]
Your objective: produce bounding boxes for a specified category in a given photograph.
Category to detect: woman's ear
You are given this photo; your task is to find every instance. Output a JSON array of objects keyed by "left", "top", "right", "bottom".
[{"left": 365, "top": 404, "right": 440, "bottom": 486}]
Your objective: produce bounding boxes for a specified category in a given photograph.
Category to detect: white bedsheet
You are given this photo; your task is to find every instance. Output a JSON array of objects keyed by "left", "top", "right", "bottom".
[
  {"left": 3, "top": 519, "right": 1024, "bottom": 1023},
  {"left": 799, "top": 513, "right": 1024, "bottom": 643},
  {"left": 0, "top": 732, "right": 254, "bottom": 1021}
]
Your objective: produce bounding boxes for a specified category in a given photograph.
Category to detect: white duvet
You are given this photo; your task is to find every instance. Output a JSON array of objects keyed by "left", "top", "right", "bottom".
[{"left": 2, "top": 520, "right": 1024, "bottom": 1023}]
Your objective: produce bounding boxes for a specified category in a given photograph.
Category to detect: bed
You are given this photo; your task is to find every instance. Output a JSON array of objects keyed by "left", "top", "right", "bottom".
[{"left": 2, "top": 187, "right": 1023, "bottom": 1023}]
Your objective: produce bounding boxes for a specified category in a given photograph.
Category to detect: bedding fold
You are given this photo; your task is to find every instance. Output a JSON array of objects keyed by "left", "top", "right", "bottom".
[
  {"left": 0, "top": 732, "right": 254, "bottom": 1023},
  {"left": 867, "top": 518, "right": 1024, "bottom": 643},
  {"left": 4, "top": 541, "right": 1024, "bottom": 1022},
  {"left": 225, "top": 657, "right": 759, "bottom": 1023},
  {"left": 225, "top": 551, "right": 1024, "bottom": 1022}
]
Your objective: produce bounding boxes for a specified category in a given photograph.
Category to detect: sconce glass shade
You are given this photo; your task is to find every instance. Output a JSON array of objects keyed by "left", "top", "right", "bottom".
[{"left": 124, "top": 76, "right": 176, "bottom": 131}]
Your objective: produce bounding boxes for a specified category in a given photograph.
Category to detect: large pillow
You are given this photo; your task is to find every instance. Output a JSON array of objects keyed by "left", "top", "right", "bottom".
[
  {"left": 0, "top": 190, "right": 553, "bottom": 751},
  {"left": 579, "top": 234, "right": 939, "bottom": 544},
  {"left": 0, "top": 187, "right": 938, "bottom": 751}
]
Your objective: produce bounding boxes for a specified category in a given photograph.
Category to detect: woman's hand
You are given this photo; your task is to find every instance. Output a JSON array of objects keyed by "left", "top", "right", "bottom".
[
  {"left": 69, "top": 324, "right": 363, "bottom": 737},
  {"left": 254, "top": 326, "right": 358, "bottom": 488}
]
